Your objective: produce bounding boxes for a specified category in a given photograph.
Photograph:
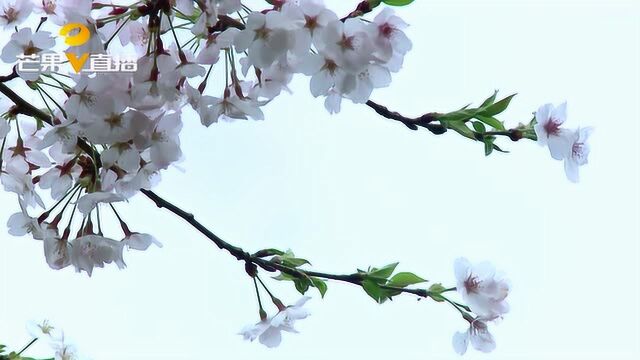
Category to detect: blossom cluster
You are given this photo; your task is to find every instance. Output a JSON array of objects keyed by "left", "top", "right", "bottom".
[
  {"left": 452, "top": 258, "right": 510, "bottom": 355},
  {"left": 534, "top": 102, "right": 593, "bottom": 182},
  {"left": 0, "top": 319, "right": 88, "bottom": 360},
  {"left": 0, "top": 0, "right": 414, "bottom": 276}
]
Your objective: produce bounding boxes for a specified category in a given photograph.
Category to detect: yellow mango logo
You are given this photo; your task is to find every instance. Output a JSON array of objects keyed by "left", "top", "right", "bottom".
[
  {"left": 60, "top": 23, "right": 91, "bottom": 72},
  {"left": 65, "top": 53, "right": 90, "bottom": 73},
  {"left": 59, "top": 23, "right": 90, "bottom": 46}
]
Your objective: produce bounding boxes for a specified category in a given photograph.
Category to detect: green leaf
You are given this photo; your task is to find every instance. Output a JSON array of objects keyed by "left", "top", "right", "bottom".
[
  {"left": 475, "top": 114, "right": 505, "bottom": 131},
  {"left": 480, "top": 94, "right": 516, "bottom": 116},
  {"left": 252, "top": 248, "right": 285, "bottom": 257},
  {"left": 369, "top": 262, "right": 399, "bottom": 280},
  {"left": 382, "top": 0, "right": 415, "bottom": 6},
  {"left": 294, "top": 277, "right": 311, "bottom": 294},
  {"left": 444, "top": 121, "right": 475, "bottom": 140},
  {"left": 484, "top": 136, "right": 496, "bottom": 156},
  {"left": 428, "top": 283, "right": 447, "bottom": 302},
  {"left": 471, "top": 121, "right": 486, "bottom": 133},
  {"left": 362, "top": 279, "right": 392, "bottom": 303},
  {"left": 480, "top": 90, "right": 498, "bottom": 108},
  {"left": 492, "top": 143, "right": 509, "bottom": 153},
  {"left": 387, "top": 272, "right": 427, "bottom": 287},
  {"left": 280, "top": 250, "right": 311, "bottom": 268},
  {"left": 310, "top": 277, "right": 328, "bottom": 298}
]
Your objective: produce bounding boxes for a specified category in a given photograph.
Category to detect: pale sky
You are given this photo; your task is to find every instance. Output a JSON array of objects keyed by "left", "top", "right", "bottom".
[{"left": 1, "top": 0, "right": 639, "bottom": 359}]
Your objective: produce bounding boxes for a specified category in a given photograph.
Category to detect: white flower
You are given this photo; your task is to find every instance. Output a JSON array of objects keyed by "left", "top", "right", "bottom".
[
  {"left": 191, "top": 0, "right": 219, "bottom": 36},
  {"left": 2, "top": 138, "right": 51, "bottom": 175},
  {"left": 76, "top": 192, "right": 126, "bottom": 215},
  {"left": 452, "top": 319, "right": 496, "bottom": 355},
  {"left": 43, "top": 234, "right": 72, "bottom": 270},
  {"left": 234, "top": 11, "right": 298, "bottom": 69},
  {"left": 1, "top": 172, "right": 45, "bottom": 208},
  {"left": 7, "top": 200, "right": 51, "bottom": 239},
  {"left": 1, "top": 27, "right": 55, "bottom": 80},
  {"left": 534, "top": 102, "right": 572, "bottom": 160},
  {"left": 284, "top": 0, "right": 338, "bottom": 53},
  {"left": 123, "top": 232, "right": 162, "bottom": 251},
  {"left": 146, "top": 112, "right": 183, "bottom": 169},
  {"left": 27, "top": 319, "right": 62, "bottom": 339},
  {"left": 38, "top": 121, "right": 80, "bottom": 154},
  {"left": 101, "top": 144, "right": 141, "bottom": 174},
  {"left": 316, "top": 19, "right": 375, "bottom": 73},
  {"left": 0, "top": 0, "right": 33, "bottom": 29},
  {"left": 34, "top": 0, "right": 66, "bottom": 25},
  {"left": 53, "top": 340, "right": 78, "bottom": 360},
  {"left": 563, "top": 127, "right": 593, "bottom": 183},
  {"left": 240, "top": 296, "right": 311, "bottom": 348},
  {"left": 70, "top": 234, "right": 126, "bottom": 276},
  {"left": 39, "top": 158, "right": 81, "bottom": 200},
  {"left": 0, "top": 28, "right": 53, "bottom": 63},
  {"left": 369, "top": 7, "right": 412, "bottom": 72},
  {"left": 196, "top": 28, "right": 239, "bottom": 65},
  {"left": 199, "top": 92, "right": 264, "bottom": 125},
  {"left": 454, "top": 258, "right": 509, "bottom": 319},
  {"left": 345, "top": 63, "right": 391, "bottom": 103}
]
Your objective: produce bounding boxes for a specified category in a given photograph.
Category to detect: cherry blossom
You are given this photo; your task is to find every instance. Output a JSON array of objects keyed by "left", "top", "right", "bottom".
[
  {"left": 44, "top": 233, "right": 72, "bottom": 270},
  {"left": 76, "top": 192, "right": 126, "bottom": 215},
  {"left": 0, "top": 0, "right": 33, "bottom": 29},
  {"left": 454, "top": 257, "right": 509, "bottom": 319},
  {"left": 452, "top": 319, "right": 497, "bottom": 355},
  {"left": 70, "top": 234, "right": 126, "bottom": 276},
  {"left": 240, "top": 296, "right": 311, "bottom": 348},
  {"left": 1, "top": 27, "right": 55, "bottom": 80},
  {"left": 534, "top": 102, "right": 572, "bottom": 160},
  {"left": 563, "top": 127, "right": 594, "bottom": 183}
]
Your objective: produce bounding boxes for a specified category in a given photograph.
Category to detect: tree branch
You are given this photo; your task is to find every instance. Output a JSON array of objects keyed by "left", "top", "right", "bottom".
[
  {"left": 366, "top": 100, "right": 448, "bottom": 134},
  {"left": 139, "top": 188, "right": 435, "bottom": 300}
]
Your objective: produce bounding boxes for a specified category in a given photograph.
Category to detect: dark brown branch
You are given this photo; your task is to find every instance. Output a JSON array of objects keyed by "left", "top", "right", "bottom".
[
  {"left": 140, "top": 188, "right": 435, "bottom": 300},
  {"left": 366, "top": 100, "right": 447, "bottom": 134},
  {"left": 341, "top": 1, "right": 374, "bottom": 21}
]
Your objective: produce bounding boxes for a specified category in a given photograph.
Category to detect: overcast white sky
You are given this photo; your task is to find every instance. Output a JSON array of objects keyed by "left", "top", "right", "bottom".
[{"left": 1, "top": 0, "right": 639, "bottom": 359}]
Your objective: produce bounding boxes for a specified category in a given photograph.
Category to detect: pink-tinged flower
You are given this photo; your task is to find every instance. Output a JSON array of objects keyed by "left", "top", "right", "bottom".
[
  {"left": 240, "top": 296, "right": 311, "bottom": 348},
  {"left": 369, "top": 7, "right": 412, "bottom": 71},
  {"left": 2, "top": 137, "right": 51, "bottom": 175},
  {"left": 234, "top": 11, "right": 298, "bottom": 69},
  {"left": 70, "top": 235, "right": 126, "bottom": 276},
  {"left": 34, "top": 0, "right": 66, "bottom": 25},
  {"left": 123, "top": 232, "right": 162, "bottom": 251},
  {"left": 76, "top": 192, "right": 126, "bottom": 215},
  {"left": 534, "top": 102, "right": 572, "bottom": 160},
  {"left": 0, "top": 0, "right": 33, "bottom": 29},
  {"left": 196, "top": 28, "right": 239, "bottom": 65},
  {"left": 563, "top": 127, "right": 594, "bottom": 183},
  {"left": 454, "top": 258, "right": 509, "bottom": 319},
  {"left": 452, "top": 319, "right": 496, "bottom": 355},
  {"left": 44, "top": 234, "right": 72, "bottom": 270},
  {"left": 281, "top": 0, "right": 338, "bottom": 53},
  {"left": 39, "top": 151, "right": 81, "bottom": 200},
  {"left": 146, "top": 112, "right": 183, "bottom": 170},
  {"left": 315, "top": 19, "right": 375, "bottom": 73},
  {"left": 199, "top": 92, "right": 264, "bottom": 125},
  {"left": 1, "top": 172, "right": 45, "bottom": 208},
  {"left": 1, "top": 28, "right": 55, "bottom": 81},
  {"left": 7, "top": 199, "right": 51, "bottom": 239}
]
